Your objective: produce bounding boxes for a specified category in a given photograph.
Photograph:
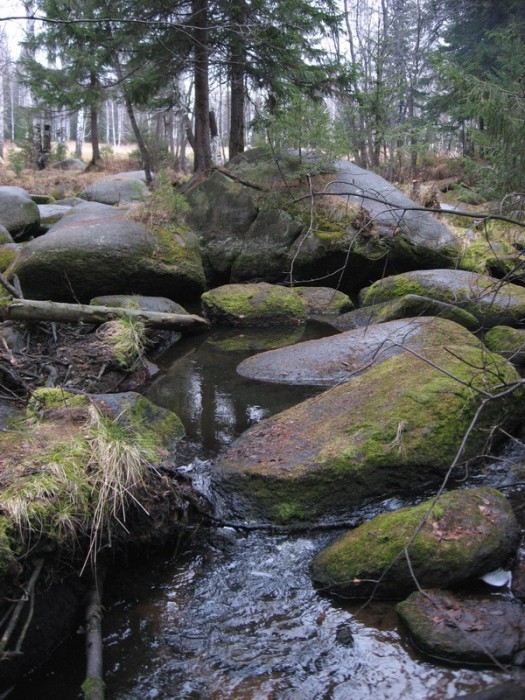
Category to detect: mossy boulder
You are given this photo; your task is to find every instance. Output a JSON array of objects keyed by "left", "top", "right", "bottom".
[
  {"left": 484, "top": 326, "right": 525, "bottom": 365},
  {"left": 397, "top": 590, "right": 525, "bottom": 664},
  {"left": 9, "top": 202, "right": 206, "bottom": 302},
  {"left": 330, "top": 294, "right": 479, "bottom": 332},
  {"left": 201, "top": 282, "right": 307, "bottom": 327},
  {"left": 216, "top": 345, "right": 523, "bottom": 523},
  {"left": 237, "top": 317, "right": 481, "bottom": 386},
  {"left": 0, "top": 186, "right": 40, "bottom": 241},
  {"left": 311, "top": 487, "right": 519, "bottom": 598},
  {"left": 292, "top": 286, "right": 353, "bottom": 317},
  {"left": 38, "top": 203, "right": 74, "bottom": 231},
  {"left": 360, "top": 269, "right": 525, "bottom": 328}
]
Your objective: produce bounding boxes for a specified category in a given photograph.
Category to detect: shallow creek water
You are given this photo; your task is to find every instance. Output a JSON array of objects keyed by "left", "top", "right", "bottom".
[{"left": 14, "top": 324, "right": 525, "bottom": 699}]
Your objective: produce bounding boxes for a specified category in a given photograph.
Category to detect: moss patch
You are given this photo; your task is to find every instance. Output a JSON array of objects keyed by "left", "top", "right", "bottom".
[{"left": 201, "top": 282, "right": 307, "bottom": 327}]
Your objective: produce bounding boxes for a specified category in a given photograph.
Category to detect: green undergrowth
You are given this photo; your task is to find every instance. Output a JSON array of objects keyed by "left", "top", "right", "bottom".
[{"left": 0, "top": 389, "right": 184, "bottom": 582}]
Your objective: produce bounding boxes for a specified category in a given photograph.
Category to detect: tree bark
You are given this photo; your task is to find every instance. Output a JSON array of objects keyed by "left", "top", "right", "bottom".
[
  {"left": 0, "top": 299, "right": 210, "bottom": 331},
  {"left": 89, "top": 73, "right": 101, "bottom": 166},
  {"left": 228, "top": 2, "right": 247, "bottom": 160},
  {"left": 191, "top": 0, "right": 212, "bottom": 174}
]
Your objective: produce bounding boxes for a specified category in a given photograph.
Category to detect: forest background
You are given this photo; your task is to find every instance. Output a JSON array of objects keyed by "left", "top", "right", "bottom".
[{"left": 0, "top": 0, "right": 523, "bottom": 200}]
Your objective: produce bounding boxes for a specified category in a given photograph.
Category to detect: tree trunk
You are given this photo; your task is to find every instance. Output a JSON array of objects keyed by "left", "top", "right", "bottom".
[
  {"left": 75, "top": 107, "right": 86, "bottom": 159},
  {"left": 0, "top": 298, "right": 210, "bottom": 331},
  {"left": 228, "top": 2, "right": 247, "bottom": 160},
  {"left": 89, "top": 74, "right": 101, "bottom": 165},
  {"left": 191, "top": 0, "right": 212, "bottom": 174}
]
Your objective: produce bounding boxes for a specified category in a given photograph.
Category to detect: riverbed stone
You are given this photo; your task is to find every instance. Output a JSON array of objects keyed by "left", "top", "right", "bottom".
[
  {"left": 311, "top": 488, "right": 519, "bottom": 598},
  {"left": 484, "top": 326, "right": 525, "bottom": 365},
  {"left": 201, "top": 282, "right": 307, "bottom": 327},
  {"left": 0, "top": 186, "right": 40, "bottom": 240},
  {"left": 330, "top": 294, "right": 480, "bottom": 332},
  {"left": 292, "top": 286, "right": 354, "bottom": 317},
  {"left": 360, "top": 269, "right": 525, "bottom": 328},
  {"left": 80, "top": 170, "right": 149, "bottom": 205},
  {"left": 9, "top": 201, "right": 206, "bottom": 302},
  {"left": 236, "top": 317, "right": 481, "bottom": 386},
  {"left": 216, "top": 345, "right": 523, "bottom": 523},
  {"left": 397, "top": 589, "right": 525, "bottom": 665}
]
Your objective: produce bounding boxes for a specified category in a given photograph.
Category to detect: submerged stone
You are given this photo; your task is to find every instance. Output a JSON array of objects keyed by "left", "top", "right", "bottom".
[
  {"left": 216, "top": 345, "right": 523, "bottom": 522},
  {"left": 397, "top": 589, "right": 525, "bottom": 665},
  {"left": 311, "top": 487, "right": 519, "bottom": 598}
]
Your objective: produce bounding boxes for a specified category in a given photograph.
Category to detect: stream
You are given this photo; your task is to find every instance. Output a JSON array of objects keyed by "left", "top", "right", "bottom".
[{"left": 14, "top": 324, "right": 525, "bottom": 699}]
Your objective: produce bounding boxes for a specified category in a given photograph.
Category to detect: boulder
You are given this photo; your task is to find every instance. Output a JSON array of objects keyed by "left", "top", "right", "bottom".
[
  {"left": 237, "top": 317, "right": 481, "bottom": 386},
  {"left": 360, "top": 269, "right": 525, "bottom": 328},
  {"left": 38, "top": 203, "right": 74, "bottom": 231},
  {"left": 330, "top": 161, "right": 459, "bottom": 255},
  {"left": 187, "top": 161, "right": 461, "bottom": 294},
  {"left": 80, "top": 170, "right": 149, "bottom": 205},
  {"left": 0, "top": 186, "right": 40, "bottom": 240},
  {"left": 292, "top": 286, "right": 353, "bottom": 317},
  {"left": 484, "top": 326, "right": 525, "bottom": 365},
  {"left": 201, "top": 282, "right": 307, "bottom": 327},
  {"left": 397, "top": 590, "right": 525, "bottom": 665},
  {"left": 216, "top": 345, "right": 523, "bottom": 522},
  {"left": 330, "top": 293, "right": 479, "bottom": 332},
  {"left": 9, "top": 202, "right": 206, "bottom": 302},
  {"left": 51, "top": 157, "right": 87, "bottom": 171},
  {"left": 0, "top": 243, "right": 19, "bottom": 273},
  {"left": 311, "top": 487, "right": 519, "bottom": 598}
]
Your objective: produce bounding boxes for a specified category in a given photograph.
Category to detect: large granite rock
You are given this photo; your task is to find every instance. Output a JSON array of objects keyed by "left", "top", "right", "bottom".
[
  {"left": 80, "top": 171, "right": 149, "bottom": 205},
  {"left": 216, "top": 345, "right": 523, "bottom": 522},
  {"left": 186, "top": 158, "right": 461, "bottom": 294},
  {"left": 0, "top": 186, "right": 40, "bottom": 240},
  {"left": 360, "top": 269, "right": 525, "bottom": 328},
  {"left": 9, "top": 202, "right": 206, "bottom": 302},
  {"left": 311, "top": 487, "right": 519, "bottom": 598},
  {"left": 237, "top": 317, "right": 481, "bottom": 385}
]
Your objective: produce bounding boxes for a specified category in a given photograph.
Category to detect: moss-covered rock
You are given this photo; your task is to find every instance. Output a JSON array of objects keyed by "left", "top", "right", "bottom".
[
  {"left": 330, "top": 294, "right": 479, "bottom": 332},
  {"left": 216, "top": 345, "right": 523, "bottom": 523},
  {"left": 0, "top": 388, "right": 186, "bottom": 589},
  {"left": 292, "top": 286, "right": 353, "bottom": 317},
  {"left": 360, "top": 269, "right": 525, "bottom": 328},
  {"left": 201, "top": 282, "right": 307, "bottom": 327},
  {"left": 311, "top": 487, "right": 519, "bottom": 598},
  {"left": 396, "top": 590, "right": 525, "bottom": 664},
  {"left": 9, "top": 202, "right": 206, "bottom": 302},
  {"left": 484, "top": 326, "right": 525, "bottom": 365},
  {"left": 80, "top": 171, "right": 149, "bottom": 205},
  {"left": 89, "top": 294, "right": 189, "bottom": 315},
  {"left": 237, "top": 317, "right": 482, "bottom": 386}
]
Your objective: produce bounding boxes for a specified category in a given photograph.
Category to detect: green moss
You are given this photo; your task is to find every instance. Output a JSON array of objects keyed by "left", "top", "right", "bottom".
[
  {"left": 484, "top": 326, "right": 525, "bottom": 361},
  {"left": 0, "top": 246, "right": 17, "bottom": 272},
  {"left": 362, "top": 278, "right": 429, "bottom": 306},
  {"left": 26, "top": 388, "right": 89, "bottom": 418},
  {"left": 272, "top": 502, "right": 308, "bottom": 523},
  {"left": 0, "top": 517, "right": 15, "bottom": 579},
  {"left": 202, "top": 283, "right": 307, "bottom": 326},
  {"left": 311, "top": 487, "right": 518, "bottom": 597}
]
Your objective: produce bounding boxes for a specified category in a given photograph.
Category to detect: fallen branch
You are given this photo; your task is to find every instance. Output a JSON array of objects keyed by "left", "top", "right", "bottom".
[
  {"left": 82, "top": 567, "right": 106, "bottom": 700},
  {"left": 0, "top": 298, "right": 210, "bottom": 332}
]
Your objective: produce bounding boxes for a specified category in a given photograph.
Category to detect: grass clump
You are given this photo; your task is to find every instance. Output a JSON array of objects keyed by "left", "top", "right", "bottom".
[{"left": 97, "top": 317, "right": 147, "bottom": 369}]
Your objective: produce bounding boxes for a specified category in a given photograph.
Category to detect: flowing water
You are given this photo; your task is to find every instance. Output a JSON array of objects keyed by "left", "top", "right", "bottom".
[{"left": 14, "top": 324, "right": 525, "bottom": 699}]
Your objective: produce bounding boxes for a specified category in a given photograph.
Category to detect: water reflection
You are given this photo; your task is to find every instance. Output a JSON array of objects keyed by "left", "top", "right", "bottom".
[{"left": 146, "top": 326, "right": 328, "bottom": 457}]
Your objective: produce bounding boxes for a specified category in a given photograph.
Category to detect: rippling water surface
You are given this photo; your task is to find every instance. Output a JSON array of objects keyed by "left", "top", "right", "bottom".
[{"left": 15, "top": 325, "right": 525, "bottom": 699}]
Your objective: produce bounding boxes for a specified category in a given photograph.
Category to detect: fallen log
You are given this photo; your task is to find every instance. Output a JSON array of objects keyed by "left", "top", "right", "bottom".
[{"left": 0, "top": 298, "right": 210, "bottom": 332}]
